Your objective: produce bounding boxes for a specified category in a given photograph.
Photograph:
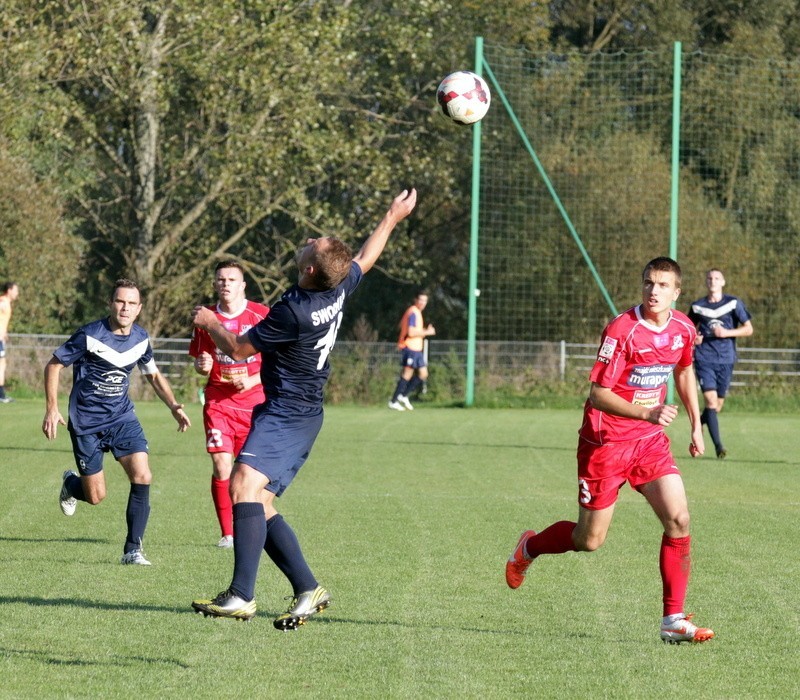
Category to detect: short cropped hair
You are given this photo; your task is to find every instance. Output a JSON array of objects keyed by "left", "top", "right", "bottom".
[
  {"left": 110, "top": 278, "right": 141, "bottom": 301},
  {"left": 642, "top": 257, "right": 682, "bottom": 287},
  {"left": 310, "top": 238, "right": 353, "bottom": 289},
  {"left": 214, "top": 260, "right": 245, "bottom": 275},
  {"left": 2, "top": 282, "right": 17, "bottom": 294}
]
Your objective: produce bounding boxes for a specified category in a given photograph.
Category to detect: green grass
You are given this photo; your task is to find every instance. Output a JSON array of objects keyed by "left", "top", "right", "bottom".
[{"left": 1, "top": 399, "right": 798, "bottom": 699}]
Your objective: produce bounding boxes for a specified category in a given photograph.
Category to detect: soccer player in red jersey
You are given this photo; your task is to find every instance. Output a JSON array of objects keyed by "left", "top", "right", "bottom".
[
  {"left": 189, "top": 261, "right": 269, "bottom": 548},
  {"left": 505, "top": 257, "right": 715, "bottom": 644}
]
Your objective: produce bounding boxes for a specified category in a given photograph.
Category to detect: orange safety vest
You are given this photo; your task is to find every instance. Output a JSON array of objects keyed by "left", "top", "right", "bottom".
[{"left": 397, "top": 305, "right": 424, "bottom": 351}]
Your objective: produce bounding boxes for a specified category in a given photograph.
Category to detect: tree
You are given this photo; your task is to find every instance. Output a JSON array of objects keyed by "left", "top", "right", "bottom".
[
  {"left": 0, "top": 145, "right": 83, "bottom": 332},
  {"left": 0, "top": 0, "right": 552, "bottom": 339}
]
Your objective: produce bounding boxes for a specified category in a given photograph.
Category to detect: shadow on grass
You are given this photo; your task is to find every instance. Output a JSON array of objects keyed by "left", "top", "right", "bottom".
[
  {"left": 0, "top": 595, "right": 597, "bottom": 639},
  {"left": 0, "top": 536, "right": 110, "bottom": 544},
  {"left": 0, "top": 645, "right": 191, "bottom": 669}
]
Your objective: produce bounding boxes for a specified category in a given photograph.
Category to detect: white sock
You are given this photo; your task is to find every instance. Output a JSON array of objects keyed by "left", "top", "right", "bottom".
[{"left": 662, "top": 613, "right": 685, "bottom": 625}]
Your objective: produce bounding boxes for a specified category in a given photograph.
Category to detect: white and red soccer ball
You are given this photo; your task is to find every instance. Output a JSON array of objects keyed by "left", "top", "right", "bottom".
[{"left": 437, "top": 71, "right": 491, "bottom": 125}]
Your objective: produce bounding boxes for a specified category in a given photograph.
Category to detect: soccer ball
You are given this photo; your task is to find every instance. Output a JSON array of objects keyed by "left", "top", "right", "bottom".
[{"left": 436, "top": 71, "right": 491, "bottom": 125}]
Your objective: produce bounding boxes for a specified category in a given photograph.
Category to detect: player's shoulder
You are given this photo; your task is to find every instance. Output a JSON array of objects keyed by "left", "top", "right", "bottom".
[
  {"left": 667, "top": 310, "right": 696, "bottom": 339},
  {"left": 246, "top": 300, "right": 270, "bottom": 317},
  {"left": 670, "top": 308, "right": 693, "bottom": 325},
  {"left": 130, "top": 322, "right": 151, "bottom": 341},
  {"left": 80, "top": 317, "right": 111, "bottom": 338},
  {"left": 605, "top": 306, "right": 639, "bottom": 334}
]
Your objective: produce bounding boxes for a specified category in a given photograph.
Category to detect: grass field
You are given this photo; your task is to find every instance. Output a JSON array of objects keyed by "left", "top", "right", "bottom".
[{"left": 1, "top": 399, "right": 798, "bottom": 699}]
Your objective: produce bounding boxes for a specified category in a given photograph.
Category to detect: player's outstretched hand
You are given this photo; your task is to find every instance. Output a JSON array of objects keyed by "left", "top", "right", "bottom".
[
  {"left": 42, "top": 409, "right": 66, "bottom": 440},
  {"left": 171, "top": 403, "right": 191, "bottom": 432},
  {"left": 689, "top": 425, "right": 705, "bottom": 457},
  {"left": 390, "top": 188, "right": 417, "bottom": 222}
]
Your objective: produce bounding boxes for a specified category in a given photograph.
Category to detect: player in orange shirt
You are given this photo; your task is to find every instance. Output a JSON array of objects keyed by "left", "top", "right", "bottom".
[
  {"left": 388, "top": 291, "right": 435, "bottom": 411},
  {"left": 189, "top": 262, "right": 269, "bottom": 547},
  {"left": 505, "top": 257, "right": 714, "bottom": 644}
]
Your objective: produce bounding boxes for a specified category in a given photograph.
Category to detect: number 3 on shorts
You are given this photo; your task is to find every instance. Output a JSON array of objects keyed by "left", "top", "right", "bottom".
[{"left": 206, "top": 428, "right": 223, "bottom": 449}]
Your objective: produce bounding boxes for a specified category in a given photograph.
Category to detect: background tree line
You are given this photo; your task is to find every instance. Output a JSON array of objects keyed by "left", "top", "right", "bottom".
[{"left": 1, "top": 1, "right": 798, "bottom": 344}]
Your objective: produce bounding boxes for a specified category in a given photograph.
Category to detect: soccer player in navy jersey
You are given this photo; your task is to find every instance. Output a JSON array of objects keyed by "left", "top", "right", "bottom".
[
  {"left": 191, "top": 188, "right": 417, "bottom": 629},
  {"left": 505, "top": 257, "right": 715, "bottom": 644},
  {"left": 688, "top": 268, "right": 753, "bottom": 459},
  {"left": 43, "top": 279, "right": 191, "bottom": 565}
]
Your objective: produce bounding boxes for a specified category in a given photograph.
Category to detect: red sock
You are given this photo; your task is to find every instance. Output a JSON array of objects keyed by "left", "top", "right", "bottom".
[
  {"left": 660, "top": 534, "right": 691, "bottom": 616},
  {"left": 211, "top": 476, "right": 233, "bottom": 537},
  {"left": 525, "top": 520, "right": 577, "bottom": 557}
]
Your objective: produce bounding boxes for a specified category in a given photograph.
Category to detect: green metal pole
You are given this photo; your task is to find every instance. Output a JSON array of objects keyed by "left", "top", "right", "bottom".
[
  {"left": 670, "top": 41, "right": 682, "bottom": 262},
  {"left": 466, "top": 36, "right": 484, "bottom": 407},
  {"left": 668, "top": 41, "right": 682, "bottom": 405}
]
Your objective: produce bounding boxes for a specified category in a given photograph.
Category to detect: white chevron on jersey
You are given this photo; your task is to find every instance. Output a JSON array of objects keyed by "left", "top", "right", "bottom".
[
  {"left": 690, "top": 298, "right": 738, "bottom": 319},
  {"left": 86, "top": 334, "right": 155, "bottom": 373}
]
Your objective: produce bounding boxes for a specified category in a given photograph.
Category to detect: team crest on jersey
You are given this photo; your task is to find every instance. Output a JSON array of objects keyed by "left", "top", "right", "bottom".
[
  {"left": 599, "top": 337, "right": 617, "bottom": 360},
  {"left": 671, "top": 335, "right": 685, "bottom": 351}
]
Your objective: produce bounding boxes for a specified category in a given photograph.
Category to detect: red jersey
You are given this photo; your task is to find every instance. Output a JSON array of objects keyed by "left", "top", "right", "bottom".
[
  {"left": 578, "top": 305, "right": 696, "bottom": 445},
  {"left": 189, "top": 300, "right": 269, "bottom": 408}
]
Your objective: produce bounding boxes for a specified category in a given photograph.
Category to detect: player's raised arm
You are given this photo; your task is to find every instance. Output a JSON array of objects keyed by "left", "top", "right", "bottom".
[
  {"left": 353, "top": 188, "right": 417, "bottom": 274},
  {"left": 192, "top": 306, "right": 258, "bottom": 361}
]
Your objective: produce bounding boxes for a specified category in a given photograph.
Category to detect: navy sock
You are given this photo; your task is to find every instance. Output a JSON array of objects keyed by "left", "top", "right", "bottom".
[
  {"left": 65, "top": 472, "right": 87, "bottom": 501},
  {"left": 406, "top": 375, "right": 422, "bottom": 396},
  {"left": 264, "top": 514, "right": 317, "bottom": 595},
  {"left": 703, "top": 408, "right": 723, "bottom": 451},
  {"left": 124, "top": 483, "right": 151, "bottom": 554},
  {"left": 230, "top": 502, "right": 266, "bottom": 601},
  {"left": 392, "top": 378, "right": 410, "bottom": 401}
]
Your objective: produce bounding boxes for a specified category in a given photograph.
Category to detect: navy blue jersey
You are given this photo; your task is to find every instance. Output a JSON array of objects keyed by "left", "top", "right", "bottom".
[
  {"left": 247, "top": 262, "right": 363, "bottom": 408},
  {"left": 53, "top": 318, "right": 158, "bottom": 435},
  {"left": 688, "top": 294, "right": 751, "bottom": 365}
]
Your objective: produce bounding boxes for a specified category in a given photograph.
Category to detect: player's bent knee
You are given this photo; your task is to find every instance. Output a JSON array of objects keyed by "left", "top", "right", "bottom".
[{"left": 573, "top": 531, "right": 605, "bottom": 552}]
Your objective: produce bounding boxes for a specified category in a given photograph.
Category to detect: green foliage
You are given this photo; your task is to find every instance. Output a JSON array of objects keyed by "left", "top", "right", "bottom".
[
  {"left": 0, "top": 0, "right": 552, "bottom": 338},
  {"left": 0, "top": 146, "right": 83, "bottom": 332}
]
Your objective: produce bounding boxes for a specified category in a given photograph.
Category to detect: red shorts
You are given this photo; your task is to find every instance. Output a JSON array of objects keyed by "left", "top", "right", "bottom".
[
  {"left": 202, "top": 401, "right": 254, "bottom": 456},
  {"left": 576, "top": 431, "right": 680, "bottom": 510}
]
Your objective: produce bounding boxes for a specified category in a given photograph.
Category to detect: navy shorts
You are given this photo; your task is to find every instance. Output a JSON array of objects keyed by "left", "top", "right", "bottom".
[
  {"left": 0, "top": 340, "right": 5, "bottom": 358},
  {"left": 401, "top": 348, "right": 426, "bottom": 369},
  {"left": 695, "top": 363, "right": 734, "bottom": 398},
  {"left": 68, "top": 419, "right": 149, "bottom": 475},
  {"left": 236, "top": 400, "right": 324, "bottom": 497}
]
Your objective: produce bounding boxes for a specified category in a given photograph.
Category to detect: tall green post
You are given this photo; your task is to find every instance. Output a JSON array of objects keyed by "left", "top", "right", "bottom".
[
  {"left": 670, "top": 41, "right": 682, "bottom": 262},
  {"left": 668, "top": 41, "right": 682, "bottom": 404},
  {"left": 465, "top": 36, "right": 484, "bottom": 407}
]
